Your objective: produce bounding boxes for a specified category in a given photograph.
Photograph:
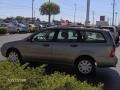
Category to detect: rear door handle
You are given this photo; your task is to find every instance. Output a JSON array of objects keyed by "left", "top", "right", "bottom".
[
  {"left": 42, "top": 44, "right": 50, "bottom": 47},
  {"left": 70, "top": 44, "right": 78, "bottom": 47}
]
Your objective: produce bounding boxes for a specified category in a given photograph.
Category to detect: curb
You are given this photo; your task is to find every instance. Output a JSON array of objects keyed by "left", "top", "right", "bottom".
[{"left": 0, "top": 34, "right": 9, "bottom": 36}]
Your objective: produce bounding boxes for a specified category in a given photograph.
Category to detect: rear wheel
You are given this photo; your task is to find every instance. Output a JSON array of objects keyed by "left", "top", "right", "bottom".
[{"left": 75, "top": 57, "right": 95, "bottom": 75}]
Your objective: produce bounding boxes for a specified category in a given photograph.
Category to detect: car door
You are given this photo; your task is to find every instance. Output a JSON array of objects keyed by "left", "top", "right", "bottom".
[
  {"left": 23, "top": 29, "right": 56, "bottom": 62},
  {"left": 52, "top": 29, "right": 81, "bottom": 64}
]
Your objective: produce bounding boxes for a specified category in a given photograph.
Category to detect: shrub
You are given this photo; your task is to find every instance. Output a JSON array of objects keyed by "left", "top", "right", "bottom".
[
  {"left": 0, "top": 27, "right": 8, "bottom": 34},
  {"left": 0, "top": 61, "right": 103, "bottom": 90}
]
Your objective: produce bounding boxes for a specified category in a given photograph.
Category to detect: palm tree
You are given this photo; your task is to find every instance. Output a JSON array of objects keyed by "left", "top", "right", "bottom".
[{"left": 39, "top": 2, "right": 60, "bottom": 25}]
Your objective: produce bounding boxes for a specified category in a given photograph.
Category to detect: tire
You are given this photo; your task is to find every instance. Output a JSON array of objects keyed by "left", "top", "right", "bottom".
[
  {"left": 7, "top": 50, "right": 22, "bottom": 64},
  {"left": 75, "top": 57, "right": 95, "bottom": 75}
]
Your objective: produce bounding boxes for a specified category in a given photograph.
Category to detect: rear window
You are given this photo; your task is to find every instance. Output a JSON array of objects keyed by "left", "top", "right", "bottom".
[
  {"left": 79, "top": 31, "right": 106, "bottom": 43},
  {"left": 101, "top": 27, "right": 114, "bottom": 32},
  {"left": 115, "top": 27, "right": 120, "bottom": 32}
]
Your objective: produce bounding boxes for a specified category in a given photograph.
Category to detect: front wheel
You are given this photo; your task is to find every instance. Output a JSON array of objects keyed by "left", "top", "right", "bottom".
[
  {"left": 7, "top": 50, "right": 21, "bottom": 64},
  {"left": 75, "top": 57, "right": 95, "bottom": 75}
]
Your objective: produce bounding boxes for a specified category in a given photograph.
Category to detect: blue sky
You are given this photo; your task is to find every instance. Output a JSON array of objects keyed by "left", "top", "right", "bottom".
[{"left": 0, "top": 0, "right": 120, "bottom": 24}]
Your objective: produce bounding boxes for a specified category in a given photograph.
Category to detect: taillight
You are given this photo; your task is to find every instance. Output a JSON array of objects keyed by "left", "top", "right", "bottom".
[{"left": 109, "top": 45, "right": 116, "bottom": 57}]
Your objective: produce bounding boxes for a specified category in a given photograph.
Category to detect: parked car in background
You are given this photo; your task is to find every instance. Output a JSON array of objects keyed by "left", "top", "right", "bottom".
[
  {"left": 0, "top": 23, "right": 28, "bottom": 33},
  {"left": 28, "top": 24, "right": 39, "bottom": 32},
  {"left": 39, "top": 24, "right": 45, "bottom": 28},
  {"left": 115, "top": 26, "right": 120, "bottom": 36},
  {"left": 17, "top": 23, "right": 28, "bottom": 33},
  {"left": 1, "top": 27, "right": 118, "bottom": 75},
  {"left": 100, "top": 26, "right": 119, "bottom": 44},
  {"left": 0, "top": 23, "right": 8, "bottom": 29}
]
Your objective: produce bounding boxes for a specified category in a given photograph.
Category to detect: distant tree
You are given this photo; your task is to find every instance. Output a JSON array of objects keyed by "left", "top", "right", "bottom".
[
  {"left": 39, "top": 2, "right": 60, "bottom": 24},
  {"left": 16, "top": 16, "right": 24, "bottom": 23},
  {"left": 4, "top": 17, "right": 14, "bottom": 23}
]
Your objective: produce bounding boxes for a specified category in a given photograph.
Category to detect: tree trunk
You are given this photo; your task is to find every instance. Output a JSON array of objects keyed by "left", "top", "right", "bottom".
[
  {"left": 48, "top": 0, "right": 51, "bottom": 25},
  {"left": 48, "top": 14, "right": 51, "bottom": 25}
]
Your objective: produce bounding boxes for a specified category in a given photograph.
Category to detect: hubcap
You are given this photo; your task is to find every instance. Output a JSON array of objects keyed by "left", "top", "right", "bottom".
[
  {"left": 8, "top": 51, "right": 19, "bottom": 63},
  {"left": 78, "top": 60, "right": 92, "bottom": 74}
]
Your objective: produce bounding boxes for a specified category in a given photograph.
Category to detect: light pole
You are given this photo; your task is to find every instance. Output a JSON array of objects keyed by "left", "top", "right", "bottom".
[
  {"left": 115, "top": 12, "right": 117, "bottom": 25},
  {"left": 112, "top": 0, "right": 115, "bottom": 26},
  {"left": 85, "top": 0, "right": 90, "bottom": 26},
  {"left": 48, "top": 0, "right": 51, "bottom": 25},
  {"left": 74, "top": 3, "right": 77, "bottom": 24},
  {"left": 92, "top": 11, "right": 95, "bottom": 25},
  {"left": 32, "top": 0, "right": 35, "bottom": 24}
]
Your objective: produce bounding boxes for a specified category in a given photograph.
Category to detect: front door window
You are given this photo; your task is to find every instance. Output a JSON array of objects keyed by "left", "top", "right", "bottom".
[{"left": 32, "top": 30, "right": 55, "bottom": 42}]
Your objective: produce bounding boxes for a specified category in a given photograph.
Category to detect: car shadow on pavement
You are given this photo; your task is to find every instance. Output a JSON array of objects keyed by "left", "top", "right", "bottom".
[
  {"left": 94, "top": 68, "right": 120, "bottom": 90},
  {"left": 37, "top": 64, "right": 120, "bottom": 90}
]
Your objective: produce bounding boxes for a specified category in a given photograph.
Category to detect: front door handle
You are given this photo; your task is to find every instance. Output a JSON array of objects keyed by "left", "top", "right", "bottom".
[
  {"left": 70, "top": 44, "right": 78, "bottom": 47},
  {"left": 42, "top": 44, "right": 50, "bottom": 47}
]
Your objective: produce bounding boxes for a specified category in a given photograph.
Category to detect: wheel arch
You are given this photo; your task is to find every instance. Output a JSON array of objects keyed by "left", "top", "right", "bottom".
[
  {"left": 6, "top": 47, "right": 21, "bottom": 57},
  {"left": 74, "top": 55, "right": 96, "bottom": 65}
]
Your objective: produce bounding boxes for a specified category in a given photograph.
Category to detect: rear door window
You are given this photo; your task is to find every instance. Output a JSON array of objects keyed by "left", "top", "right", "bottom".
[{"left": 57, "top": 30, "right": 78, "bottom": 42}]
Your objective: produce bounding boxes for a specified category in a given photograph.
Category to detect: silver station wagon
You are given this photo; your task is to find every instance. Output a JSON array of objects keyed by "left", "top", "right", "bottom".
[{"left": 1, "top": 27, "right": 118, "bottom": 75}]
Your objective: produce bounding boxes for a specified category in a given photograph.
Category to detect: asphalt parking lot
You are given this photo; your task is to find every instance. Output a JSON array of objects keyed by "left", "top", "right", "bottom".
[{"left": 0, "top": 33, "right": 120, "bottom": 90}]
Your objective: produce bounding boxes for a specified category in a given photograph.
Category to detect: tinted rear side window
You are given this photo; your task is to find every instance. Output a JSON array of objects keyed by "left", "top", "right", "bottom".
[
  {"left": 79, "top": 31, "right": 106, "bottom": 43},
  {"left": 57, "top": 30, "right": 78, "bottom": 42}
]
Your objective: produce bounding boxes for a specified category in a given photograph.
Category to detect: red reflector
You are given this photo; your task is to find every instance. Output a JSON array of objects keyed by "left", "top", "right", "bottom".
[{"left": 109, "top": 46, "right": 116, "bottom": 57}]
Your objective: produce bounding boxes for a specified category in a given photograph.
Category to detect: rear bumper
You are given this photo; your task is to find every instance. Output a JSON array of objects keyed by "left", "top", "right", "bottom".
[
  {"left": 19, "top": 30, "right": 28, "bottom": 32},
  {"left": 96, "top": 56, "right": 118, "bottom": 67}
]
